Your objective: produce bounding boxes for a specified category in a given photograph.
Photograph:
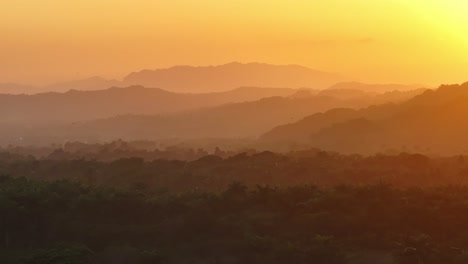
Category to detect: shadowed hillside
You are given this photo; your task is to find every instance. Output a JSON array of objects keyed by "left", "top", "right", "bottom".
[{"left": 261, "top": 82, "right": 468, "bottom": 154}]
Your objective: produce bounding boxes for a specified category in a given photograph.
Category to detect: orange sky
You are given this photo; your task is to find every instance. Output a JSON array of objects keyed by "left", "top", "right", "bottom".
[{"left": 1, "top": 0, "right": 467, "bottom": 86}]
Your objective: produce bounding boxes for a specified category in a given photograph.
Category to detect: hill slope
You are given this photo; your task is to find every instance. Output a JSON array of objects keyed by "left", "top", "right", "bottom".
[{"left": 261, "top": 82, "right": 468, "bottom": 154}]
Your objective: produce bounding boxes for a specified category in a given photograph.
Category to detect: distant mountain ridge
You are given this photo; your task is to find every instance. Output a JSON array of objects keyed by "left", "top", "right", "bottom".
[
  {"left": 4, "top": 63, "right": 427, "bottom": 95},
  {"left": 0, "top": 86, "right": 299, "bottom": 123},
  {"left": 122, "top": 62, "right": 348, "bottom": 92},
  {"left": 1, "top": 62, "right": 348, "bottom": 94}
]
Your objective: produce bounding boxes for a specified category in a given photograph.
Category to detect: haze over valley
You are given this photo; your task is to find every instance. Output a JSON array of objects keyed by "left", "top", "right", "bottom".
[{"left": 0, "top": 62, "right": 428, "bottom": 149}]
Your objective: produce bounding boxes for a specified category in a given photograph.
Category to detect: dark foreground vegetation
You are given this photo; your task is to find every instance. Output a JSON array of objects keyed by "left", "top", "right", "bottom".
[
  {"left": 3, "top": 177, "right": 468, "bottom": 263},
  {"left": 3, "top": 150, "right": 468, "bottom": 263}
]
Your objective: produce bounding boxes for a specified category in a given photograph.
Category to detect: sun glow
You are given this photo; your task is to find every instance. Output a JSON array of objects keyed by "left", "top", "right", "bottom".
[{"left": 1, "top": 0, "right": 467, "bottom": 85}]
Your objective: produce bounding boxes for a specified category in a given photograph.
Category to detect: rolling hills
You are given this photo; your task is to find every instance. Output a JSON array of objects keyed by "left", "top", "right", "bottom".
[
  {"left": 261, "top": 82, "right": 468, "bottom": 154},
  {"left": 0, "top": 86, "right": 298, "bottom": 123}
]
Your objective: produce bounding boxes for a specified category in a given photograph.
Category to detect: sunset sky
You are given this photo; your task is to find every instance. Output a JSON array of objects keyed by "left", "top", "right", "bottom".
[{"left": 2, "top": 0, "right": 467, "bottom": 86}]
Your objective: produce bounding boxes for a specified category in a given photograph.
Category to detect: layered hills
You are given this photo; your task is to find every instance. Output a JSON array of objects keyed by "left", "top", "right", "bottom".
[{"left": 261, "top": 82, "right": 468, "bottom": 154}]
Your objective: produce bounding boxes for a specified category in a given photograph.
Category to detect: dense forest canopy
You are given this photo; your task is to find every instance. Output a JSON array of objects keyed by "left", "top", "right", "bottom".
[
  {"left": 1, "top": 145, "right": 468, "bottom": 264},
  {"left": 3, "top": 176, "right": 468, "bottom": 263},
  {"left": 2, "top": 146, "right": 468, "bottom": 191}
]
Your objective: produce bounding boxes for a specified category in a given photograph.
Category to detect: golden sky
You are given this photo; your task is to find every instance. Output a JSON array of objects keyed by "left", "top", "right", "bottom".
[{"left": 1, "top": 0, "right": 467, "bottom": 86}]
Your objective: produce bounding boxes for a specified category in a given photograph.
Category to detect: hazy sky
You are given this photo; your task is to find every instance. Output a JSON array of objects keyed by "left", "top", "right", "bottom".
[{"left": 1, "top": 0, "right": 467, "bottom": 85}]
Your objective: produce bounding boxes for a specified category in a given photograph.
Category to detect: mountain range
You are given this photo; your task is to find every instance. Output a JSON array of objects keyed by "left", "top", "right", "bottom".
[
  {"left": 0, "top": 86, "right": 299, "bottom": 123},
  {"left": 122, "top": 62, "right": 348, "bottom": 93},
  {"left": 260, "top": 82, "right": 468, "bottom": 155},
  {"left": 0, "top": 61, "right": 442, "bottom": 151},
  {"left": 0, "top": 87, "right": 425, "bottom": 146},
  {"left": 1, "top": 62, "right": 348, "bottom": 94}
]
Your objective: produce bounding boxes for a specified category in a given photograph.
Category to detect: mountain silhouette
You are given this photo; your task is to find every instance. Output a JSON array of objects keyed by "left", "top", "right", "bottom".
[
  {"left": 123, "top": 62, "right": 347, "bottom": 93},
  {"left": 261, "top": 82, "right": 468, "bottom": 154},
  {"left": 2, "top": 63, "right": 346, "bottom": 94},
  {"left": 74, "top": 95, "right": 361, "bottom": 140},
  {"left": 0, "top": 86, "right": 299, "bottom": 123},
  {"left": 0, "top": 87, "right": 424, "bottom": 146}
]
